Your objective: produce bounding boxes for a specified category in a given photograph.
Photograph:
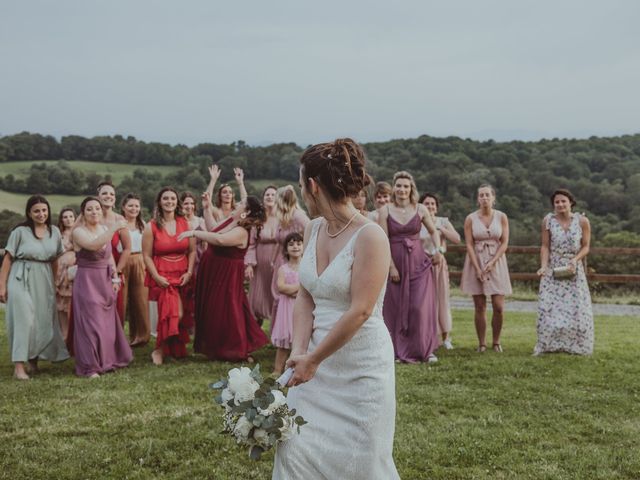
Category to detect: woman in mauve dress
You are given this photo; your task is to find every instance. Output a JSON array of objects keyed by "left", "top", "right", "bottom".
[
  {"left": 72, "top": 196, "right": 132, "bottom": 378},
  {"left": 184, "top": 196, "right": 269, "bottom": 362},
  {"left": 143, "top": 187, "right": 196, "bottom": 366},
  {"left": 270, "top": 185, "right": 309, "bottom": 324},
  {"left": 119, "top": 193, "right": 150, "bottom": 347},
  {"left": 0, "top": 195, "right": 69, "bottom": 380},
  {"left": 244, "top": 185, "right": 279, "bottom": 324},
  {"left": 55, "top": 207, "right": 77, "bottom": 341},
  {"left": 419, "top": 192, "right": 461, "bottom": 350},
  {"left": 460, "top": 184, "right": 512, "bottom": 353},
  {"left": 378, "top": 171, "right": 443, "bottom": 364}
]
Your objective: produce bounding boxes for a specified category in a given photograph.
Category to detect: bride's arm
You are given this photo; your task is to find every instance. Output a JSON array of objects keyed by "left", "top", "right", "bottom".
[{"left": 287, "top": 225, "right": 391, "bottom": 386}]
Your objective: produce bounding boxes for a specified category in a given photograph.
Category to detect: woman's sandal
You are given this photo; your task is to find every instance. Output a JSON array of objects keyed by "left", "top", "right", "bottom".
[
  {"left": 493, "top": 343, "right": 503, "bottom": 353},
  {"left": 476, "top": 345, "right": 487, "bottom": 353}
]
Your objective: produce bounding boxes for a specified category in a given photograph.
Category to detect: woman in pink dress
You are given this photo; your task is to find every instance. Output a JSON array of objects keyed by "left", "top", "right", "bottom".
[
  {"left": 55, "top": 207, "right": 76, "bottom": 341},
  {"left": 378, "top": 171, "right": 443, "bottom": 363},
  {"left": 244, "top": 185, "right": 279, "bottom": 324},
  {"left": 182, "top": 196, "right": 269, "bottom": 362},
  {"left": 460, "top": 184, "right": 512, "bottom": 353},
  {"left": 72, "top": 197, "right": 132, "bottom": 378},
  {"left": 419, "top": 193, "right": 461, "bottom": 350},
  {"left": 271, "top": 232, "right": 303, "bottom": 375},
  {"left": 270, "top": 186, "right": 309, "bottom": 325},
  {"left": 142, "top": 187, "right": 196, "bottom": 365}
]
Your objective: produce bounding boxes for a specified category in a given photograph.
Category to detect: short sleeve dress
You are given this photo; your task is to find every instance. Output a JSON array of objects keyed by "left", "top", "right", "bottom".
[{"left": 4, "top": 226, "right": 69, "bottom": 363}]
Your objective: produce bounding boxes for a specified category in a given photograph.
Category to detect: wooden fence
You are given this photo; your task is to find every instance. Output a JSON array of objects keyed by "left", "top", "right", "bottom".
[{"left": 446, "top": 245, "right": 640, "bottom": 284}]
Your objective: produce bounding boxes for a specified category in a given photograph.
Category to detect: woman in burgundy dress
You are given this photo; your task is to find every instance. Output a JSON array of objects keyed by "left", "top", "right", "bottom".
[
  {"left": 378, "top": 171, "right": 444, "bottom": 364},
  {"left": 181, "top": 196, "right": 269, "bottom": 362},
  {"left": 142, "top": 187, "right": 196, "bottom": 365}
]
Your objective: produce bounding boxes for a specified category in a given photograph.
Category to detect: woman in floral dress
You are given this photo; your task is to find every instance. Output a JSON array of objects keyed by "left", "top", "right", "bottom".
[{"left": 534, "top": 189, "right": 593, "bottom": 355}]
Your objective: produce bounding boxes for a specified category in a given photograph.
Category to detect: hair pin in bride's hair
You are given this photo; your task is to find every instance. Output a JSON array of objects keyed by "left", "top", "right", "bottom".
[{"left": 327, "top": 153, "right": 332, "bottom": 159}]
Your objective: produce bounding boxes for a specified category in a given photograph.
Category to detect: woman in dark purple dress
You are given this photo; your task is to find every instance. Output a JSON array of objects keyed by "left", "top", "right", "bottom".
[
  {"left": 378, "top": 171, "right": 443, "bottom": 363},
  {"left": 72, "top": 197, "right": 132, "bottom": 378}
]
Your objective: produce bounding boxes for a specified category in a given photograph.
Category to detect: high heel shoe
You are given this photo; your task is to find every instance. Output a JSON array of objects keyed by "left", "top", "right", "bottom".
[
  {"left": 492, "top": 343, "right": 503, "bottom": 353},
  {"left": 476, "top": 345, "right": 487, "bottom": 353}
]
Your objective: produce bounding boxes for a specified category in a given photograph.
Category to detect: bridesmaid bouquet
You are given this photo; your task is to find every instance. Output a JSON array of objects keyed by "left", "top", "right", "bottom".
[{"left": 211, "top": 365, "right": 307, "bottom": 460}]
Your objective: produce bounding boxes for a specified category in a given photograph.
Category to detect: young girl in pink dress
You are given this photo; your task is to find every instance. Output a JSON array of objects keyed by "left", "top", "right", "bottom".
[{"left": 271, "top": 232, "right": 303, "bottom": 375}]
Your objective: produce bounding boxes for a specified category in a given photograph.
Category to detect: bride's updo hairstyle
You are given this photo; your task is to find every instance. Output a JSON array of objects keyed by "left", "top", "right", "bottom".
[{"left": 300, "top": 138, "right": 371, "bottom": 202}]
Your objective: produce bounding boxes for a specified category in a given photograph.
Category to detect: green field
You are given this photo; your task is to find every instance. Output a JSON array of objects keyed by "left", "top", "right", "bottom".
[
  {"left": 0, "top": 310, "right": 638, "bottom": 479},
  {"left": 0, "top": 160, "right": 178, "bottom": 184},
  {"left": 0, "top": 189, "right": 84, "bottom": 214}
]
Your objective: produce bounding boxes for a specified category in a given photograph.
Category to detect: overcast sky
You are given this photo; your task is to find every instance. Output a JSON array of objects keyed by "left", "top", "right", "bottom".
[{"left": 1, "top": 1, "right": 639, "bottom": 146}]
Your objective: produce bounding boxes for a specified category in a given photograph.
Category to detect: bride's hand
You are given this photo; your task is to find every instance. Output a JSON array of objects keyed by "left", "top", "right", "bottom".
[{"left": 285, "top": 354, "right": 319, "bottom": 387}]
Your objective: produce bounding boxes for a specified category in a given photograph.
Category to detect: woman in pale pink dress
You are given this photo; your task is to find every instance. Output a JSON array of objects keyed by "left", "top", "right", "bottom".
[
  {"left": 460, "top": 184, "right": 512, "bottom": 352},
  {"left": 269, "top": 185, "right": 309, "bottom": 325},
  {"left": 419, "top": 193, "right": 461, "bottom": 350},
  {"left": 55, "top": 207, "right": 76, "bottom": 340},
  {"left": 245, "top": 185, "right": 279, "bottom": 323}
]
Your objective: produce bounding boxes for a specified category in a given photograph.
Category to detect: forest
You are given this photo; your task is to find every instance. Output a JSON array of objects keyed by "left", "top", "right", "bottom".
[{"left": 1, "top": 131, "right": 639, "bottom": 270}]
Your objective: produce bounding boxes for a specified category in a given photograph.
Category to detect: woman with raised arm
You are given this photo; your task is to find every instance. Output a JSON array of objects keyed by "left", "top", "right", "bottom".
[
  {"left": 419, "top": 192, "right": 461, "bottom": 349},
  {"left": 534, "top": 189, "right": 593, "bottom": 355},
  {"left": 119, "top": 193, "right": 150, "bottom": 347},
  {"left": 181, "top": 196, "right": 269, "bottom": 361},
  {"left": 55, "top": 207, "right": 77, "bottom": 340},
  {"left": 378, "top": 171, "right": 442, "bottom": 363},
  {"left": 270, "top": 185, "right": 309, "bottom": 324},
  {"left": 460, "top": 184, "right": 512, "bottom": 353},
  {"left": 96, "top": 181, "right": 131, "bottom": 321},
  {"left": 204, "top": 165, "right": 248, "bottom": 221},
  {"left": 0, "top": 195, "right": 69, "bottom": 380},
  {"left": 72, "top": 197, "right": 132, "bottom": 378},
  {"left": 142, "top": 187, "right": 196, "bottom": 365},
  {"left": 273, "top": 138, "right": 399, "bottom": 479},
  {"left": 244, "top": 185, "right": 279, "bottom": 324}
]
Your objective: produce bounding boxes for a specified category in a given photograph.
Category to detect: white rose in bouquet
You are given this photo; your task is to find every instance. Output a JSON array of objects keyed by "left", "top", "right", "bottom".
[
  {"left": 279, "top": 416, "right": 296, "bottom": 441},
  {"left": 227, "top": 367, "right": 260, "bottom": 404},
  {"left": 257, "top": 389, "right": 287, "bottom": 416},
  {"left": 233, "top": 416, "right": 253, "bottom": 442},
  {"left": 252, "top": 428, "right": 270, "bottom": 448},
  {"left": 221, "top": 388, "right": 234, "bottom": 411}
]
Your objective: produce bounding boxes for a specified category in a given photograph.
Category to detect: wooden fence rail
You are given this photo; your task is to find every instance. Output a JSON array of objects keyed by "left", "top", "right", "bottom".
[{"left": 446, "top": 245, "right": 640, "bottom": 284}]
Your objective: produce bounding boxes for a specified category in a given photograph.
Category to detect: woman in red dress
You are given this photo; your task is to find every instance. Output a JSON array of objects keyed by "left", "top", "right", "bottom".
[
  {"left": 180, "top": 196, "right": 269, "bottom": 362},
  {"left": 142, "top": 187, "right": 196, "bottom": 365}
]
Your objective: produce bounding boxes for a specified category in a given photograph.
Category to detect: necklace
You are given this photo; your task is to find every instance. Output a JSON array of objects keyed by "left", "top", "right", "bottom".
[{"left": 326, "top": 212, "right": 358, "bottom": 238}]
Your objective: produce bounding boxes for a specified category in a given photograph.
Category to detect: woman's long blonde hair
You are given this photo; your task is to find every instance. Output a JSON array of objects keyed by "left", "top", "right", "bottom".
[
  {"left": 391, "top": 171, "right": 419, "bottom": 205},
  {"left": 276, "top": 185, "right": 300, "bottom": 227}
]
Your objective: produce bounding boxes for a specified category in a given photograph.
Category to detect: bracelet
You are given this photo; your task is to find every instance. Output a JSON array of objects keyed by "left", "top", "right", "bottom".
[
  {"left": 436, "top": 246, "right": 446, "bottom": 254},
  {"left": 111, "top": 277, "right": 121, "bottom": 284}
]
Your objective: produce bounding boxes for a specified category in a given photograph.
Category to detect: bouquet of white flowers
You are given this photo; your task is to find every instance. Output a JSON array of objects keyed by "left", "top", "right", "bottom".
[{"left": 211, "top": 365, "right": 307, "bottom": 460}]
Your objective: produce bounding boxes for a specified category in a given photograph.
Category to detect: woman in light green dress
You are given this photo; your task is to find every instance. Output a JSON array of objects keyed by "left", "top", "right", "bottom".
[{"left": 0, "top": 195, "right": 69, "bottom": 380}]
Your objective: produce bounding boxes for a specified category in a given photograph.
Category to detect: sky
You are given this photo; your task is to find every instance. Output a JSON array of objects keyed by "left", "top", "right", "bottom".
[{"left": 1, "top": 0, "right": 639, "bottom": 147}]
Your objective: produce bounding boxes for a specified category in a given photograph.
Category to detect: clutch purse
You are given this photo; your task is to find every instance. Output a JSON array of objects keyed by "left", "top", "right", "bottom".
[{"left": 552, "top": 265, "right": 575, "bottom": 280}]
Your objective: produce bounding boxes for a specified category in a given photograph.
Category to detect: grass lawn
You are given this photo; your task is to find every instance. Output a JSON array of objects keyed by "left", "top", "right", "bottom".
[{"left": 0, "top": 310, "right": 638, "bottom": 480}]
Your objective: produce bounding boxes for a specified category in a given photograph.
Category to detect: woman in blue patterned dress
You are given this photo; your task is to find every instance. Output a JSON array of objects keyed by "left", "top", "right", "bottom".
[{"left": 534, "top": 189, "right": 593, "bottom": 355}]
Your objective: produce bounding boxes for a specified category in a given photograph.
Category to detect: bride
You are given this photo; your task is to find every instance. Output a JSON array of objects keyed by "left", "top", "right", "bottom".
[{"left": 273, "top": 139, "right": 399, "bottom": 479}]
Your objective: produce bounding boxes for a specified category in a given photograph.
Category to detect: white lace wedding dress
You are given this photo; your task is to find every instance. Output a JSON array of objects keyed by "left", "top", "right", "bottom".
[{"left": 273, "top": 219, "right": 399, "bottom": 479}]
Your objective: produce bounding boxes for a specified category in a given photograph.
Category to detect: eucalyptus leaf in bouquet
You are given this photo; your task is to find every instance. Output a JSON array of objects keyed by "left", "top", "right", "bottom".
[{"left": 211, "top": 364, "right": 307, "bottom": 460}]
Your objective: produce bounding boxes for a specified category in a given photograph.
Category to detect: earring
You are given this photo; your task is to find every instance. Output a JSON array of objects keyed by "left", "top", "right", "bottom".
[{"left": 240, "top": 212, "right": 247, "bottom": 219}]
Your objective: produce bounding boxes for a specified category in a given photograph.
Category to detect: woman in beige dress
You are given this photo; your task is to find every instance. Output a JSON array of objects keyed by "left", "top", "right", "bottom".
[
  {"left": 55, "top": 207, "right": 76, "bottom": 340},
  {"left": 460, "top": 184, "right": 512, "bottom": 352},
  {"left": 419, "top": 193, "right": 461, "bottom": 349}
]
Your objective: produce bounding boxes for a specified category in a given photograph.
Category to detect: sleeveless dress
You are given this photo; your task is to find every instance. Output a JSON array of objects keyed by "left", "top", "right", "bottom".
[
  {"left": 460, "top": 210, "right": 512, "bottom": 296},
  {"left": 245, "top": 222, "right": 279, "bottom": 320},
  {"left": 4, "top": 226, "right": 69, "bottom": 363},
  {"left": 55, "top": 231, "right": 75, "bottom": 318},
  {"left": 534, "top": 213, "right": 593, "bottom": 355},
  {"left": 270, "top": 263, "right": 298, "bottom": 349},
  {"left": 120, "top": 229, "right": 150, "bottom": 344},
  {"left": 421, "top": 217, "right": 453, "bottom": 337},
  {"left": 273, "top": 219, "right": 399, "bottom": 480},
  {"left": 73, "top": 239, "right": 132, "bottom": 376},
  {"left": 194, "top": 218, "right": 269, "bottom": 361},
  {"left": 383, "top": 212, "right": 439, "bottom": 362},
  {"left": 145, "top": 217, "right": 191, "bottom": 358}
]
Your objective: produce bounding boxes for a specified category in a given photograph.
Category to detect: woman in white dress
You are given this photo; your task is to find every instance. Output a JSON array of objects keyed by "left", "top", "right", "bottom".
[{"left": 273, "top": 138, "right": 399, "bottom": 479}]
